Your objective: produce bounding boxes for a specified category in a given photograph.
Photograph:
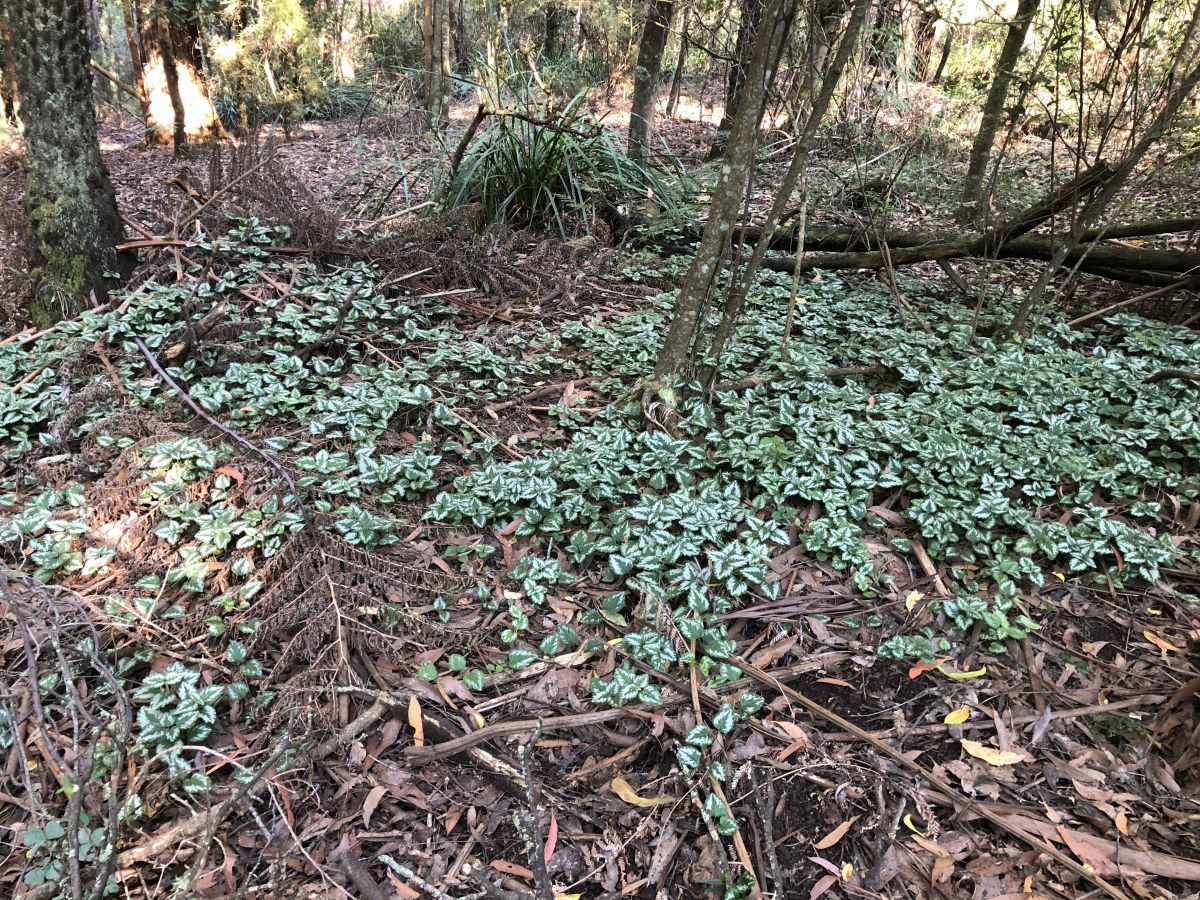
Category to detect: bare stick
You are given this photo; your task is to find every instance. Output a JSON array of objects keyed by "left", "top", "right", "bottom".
[{"left": 133, "top": 336, "right": 309, "bottom": 524}]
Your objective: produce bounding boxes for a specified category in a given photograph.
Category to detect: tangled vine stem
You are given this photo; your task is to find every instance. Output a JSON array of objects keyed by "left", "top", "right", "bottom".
[{"left": 132, "top": 335, "right": 310, "bottom": 524}]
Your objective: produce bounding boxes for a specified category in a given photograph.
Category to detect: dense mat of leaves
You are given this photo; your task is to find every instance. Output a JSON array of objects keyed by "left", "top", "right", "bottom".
[
  {"left": 433, "top": 268, "right": 1200, "bottom": 669},
  {"left": 1, "top": 229, "right": 1198, "bottom": 894}
]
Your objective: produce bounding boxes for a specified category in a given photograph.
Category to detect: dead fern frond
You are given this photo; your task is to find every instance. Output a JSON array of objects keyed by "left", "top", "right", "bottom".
[{"left": 243, "top": 531, "right": 469, "bottom": 676}]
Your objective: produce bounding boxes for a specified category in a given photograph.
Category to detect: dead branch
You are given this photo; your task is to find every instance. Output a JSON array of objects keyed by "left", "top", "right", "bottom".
[
  {"left": 1146, "top": 368, "right": 1200, "bottom": 384},
  {"left": 403, "top": 707, "right": 640, "bottom": 764},
  {"left": 133, "top": 336, "right": 310, "bottom": 523}
]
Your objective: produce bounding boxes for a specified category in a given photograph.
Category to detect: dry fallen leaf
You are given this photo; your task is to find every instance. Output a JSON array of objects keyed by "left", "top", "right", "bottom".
[
  {"left": 908, "top": 658, "right": 950, "bottom": 679},
  {"left": 814, "top": 815, "right": 859, "bottom": 850},
  {"left": 611, "top": 777, "right": 674, "bottom": 807},
  {"left": 840, "top": 862, "right": 853, "bottom": 881},
  {"left": 491, "top": 859, "right": 534, "bottom": 879},
  {"left": 961, "top": 739, "right": 1030, "bottom": 766},
  {"left": 408, "top": 695, "right": 425, "bottom": 748},
  {"left": 1144, "top": 630, "right": 1181, "bottom": 653},
  {"left": 214, "top": 465, "right": 245, "bottom": 486},
  {"left": 944, "top": 707, "right": 971, "bottom": 725},
  {"left": 362, "top": 785, "right": 388, "bottom": 830},
  {"left": 905, "top": 589, "right": 924, "bottom": 612},
  {"left": 809, "top": 874, "right": 838, "bottom": 899}
]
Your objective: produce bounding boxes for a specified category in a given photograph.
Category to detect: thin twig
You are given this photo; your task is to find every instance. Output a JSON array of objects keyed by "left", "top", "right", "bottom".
[{"left": 132, "top": 336, "right": 310, "bottom": 524}]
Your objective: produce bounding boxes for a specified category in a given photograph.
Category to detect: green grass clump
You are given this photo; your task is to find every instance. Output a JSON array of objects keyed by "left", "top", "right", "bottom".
[{"left": 441, "top": 92, "right": 686, "bottom": 236}]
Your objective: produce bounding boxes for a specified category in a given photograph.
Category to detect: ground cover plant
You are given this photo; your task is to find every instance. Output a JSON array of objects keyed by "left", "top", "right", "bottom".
[
  {"left": 4, "top": 0, "right": 1200, "bottom": 894},
  {"left": 1, "top": 216, "right": 1198, "bottom": 896}
]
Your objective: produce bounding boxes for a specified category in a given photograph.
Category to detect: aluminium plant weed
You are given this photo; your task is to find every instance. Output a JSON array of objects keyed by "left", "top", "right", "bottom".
[{"left": 1, "top": 222, "right": 1198, "bottom": 806}]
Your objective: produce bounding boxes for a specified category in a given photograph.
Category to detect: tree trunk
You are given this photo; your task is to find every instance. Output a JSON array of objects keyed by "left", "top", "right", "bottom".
[
  {"left": 116, "top": 0, "right": 149, "bottom": 121},
  {"left": 1007, "top": 48, "right": 1200, "bottom": 333},
  {"left": 649, "top": 0, "right": 793, "bottom": 418},
  {"left": 701, "top": 0, "right": 871, "bottom": 372},
  {"left": 958, "top": 0, "right": 1040, "bottom": 221},
  {"left": 929, "top": 23, "right": 952, "bottom": 83},
  {"left": 119, "top": 0, "right": 142, "bottom": 78},
  {"left": 629, "top": 0, "right": 675, "bottom": 158},
  {"left": 666, "top": 3, "right": 690, "bottom": 117},
  {"left": 543, "top": 2, "right": 563, "bottom": 58},
  {"left": 453, "top": 0, "right": 469, "bottom": 74},
  {"left": 135, "top": 3, "right": 221, "bottom": 147},
  {"left": 151, "top": 16, "right": 185, "bottom": 151},
  {"left": 0, "top": 9, "right": 20, "bottom": 125},
  {"left": 708, "top": 0, "right": 764, "bottom": 159},
  {"left": 423, "top": 0, "right": 451, "bottom": 131},
  {"left": 166, "top": 19, "right": 221, "bottom": 140},
  {"left": 7, "top": 0, "right": 134, "bottom": 325}
]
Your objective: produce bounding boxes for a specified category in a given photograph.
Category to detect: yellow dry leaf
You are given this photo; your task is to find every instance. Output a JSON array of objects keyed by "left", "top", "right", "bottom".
[
  {"left": 1115, "top": 810, "right": 1129, "bottom": 836},
  {"left": 554, "top": 894, "right": 582, "bottom": 900},
  {"left": 902, "top": 813, "right": 925, "bottom": 836},
  {"left": 960, "top": 739, "right": 1028, "bottom": 766},
  {"left": 943, "top": 707, "right": 971, "bottom": 725},
  {"left": 1053, "top": 571, "right": 1066, "bottom": 582},
  {"left": 840, "top": 862, "right": 853, "bottom": 881},
  {"left": 408, "top": 695, "right": 425, "bottom": 748},
  {"left": 472, "top": 712, "right": 486, "bottom": 729},
  {"left": 610, "top": 777, "right": 674, "bottom": 807},
  {"left": 814, "top": 815, "right": 859, "bottom": 850},
  {"left": 941, "top": 665, "right": 987, "bottom": 680},
  {"left": 1143, "top": 630, "right": 1180, "bottom": 653},
  {"left": 905, "top": 590, "right": 924, "bottom": 612},
  {"left": 931, "top": 855, "right": 954, "bottom": 883}
]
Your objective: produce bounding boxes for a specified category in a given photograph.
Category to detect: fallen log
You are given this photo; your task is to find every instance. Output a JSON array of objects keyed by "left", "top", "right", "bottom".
[
  {"left": 746, "top": 215, "right": 1200, "bottom": 255},
  {"left": 758, "top": 233, "right": 1200, "bottom": 284}
]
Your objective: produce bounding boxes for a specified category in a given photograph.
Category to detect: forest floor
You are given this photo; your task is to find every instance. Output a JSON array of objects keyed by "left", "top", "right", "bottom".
[{"left": 0, "top": 95, "right": 1199, "bottom": 900}]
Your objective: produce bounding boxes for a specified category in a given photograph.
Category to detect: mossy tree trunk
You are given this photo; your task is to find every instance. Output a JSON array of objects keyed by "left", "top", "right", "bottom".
[
  {"left": 628, "top": 0, "right": 675, "bottom": 159},
  {"left": 6, "top": 0, "right": 134, "bottom": 326},
  {"left": 958, "top": 0, "right": 1040, "bottom": 221}
]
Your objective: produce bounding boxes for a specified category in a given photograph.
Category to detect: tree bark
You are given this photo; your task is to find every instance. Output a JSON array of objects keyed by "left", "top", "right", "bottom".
[
  {"left": 6, "top": 0, "right": 134, "bottom": 325},
  {"left": 543, "top": 2, "right": 564, "bottom": 58},
  {"left": 0, "top": 9, "right": 20, "bottom": 124},
  {"left": 666, "top": 3, "right": 690, "bottom": 118},
  {"left": 958, "top": 0, "right": 1040, "bottom": 221},
  {"left": 708, "top": 0, "right": 765, "bottom": 159},
  {"left": 701, "top": 0, "right": 873, "bottom": 372},
  {"left": 453, "top": 0, "right": 469, "bottom": 74},
  {"left": 754, "top": 233, "right": 1200, "bottom": 282},
  {"left": 1007, "top": 45, "right": 1200, "bottom": 333},
  {"left": 423, "top": 0, "right": 451, "bottom": 130},
  {"left": 629, "top": 0, "right": 675, "bottom": 158},
  {"left": 135, "top": 3, "right": 220, "bottom": 146},
  {"left": 166, "top": 18, "right": 221, "bottom": 140},
  {"left": 649, "top": 0, "right": 793, "bottom": 416}
]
